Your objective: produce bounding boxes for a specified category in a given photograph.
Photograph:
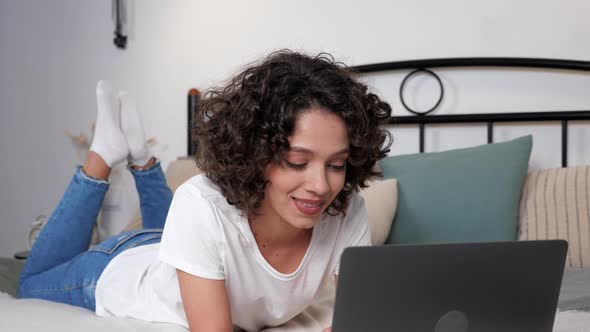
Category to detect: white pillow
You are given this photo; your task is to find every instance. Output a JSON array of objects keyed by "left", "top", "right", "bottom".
[{"left": 360, "top": 179, "right": 398, "bottom": 245}]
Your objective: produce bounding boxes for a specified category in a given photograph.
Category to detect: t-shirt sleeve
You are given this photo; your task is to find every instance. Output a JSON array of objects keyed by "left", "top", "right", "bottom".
[
  {"left": 158, "top": 182, "right": 225, "bottom": 280},
  {"left": 334, "top": 194, "right": 372, "bottom": 275}
]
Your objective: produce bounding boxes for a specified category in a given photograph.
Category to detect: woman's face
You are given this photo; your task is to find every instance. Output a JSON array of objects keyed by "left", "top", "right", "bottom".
[{"left": 259, "top": 107, "right": 349, "bottom": 230}]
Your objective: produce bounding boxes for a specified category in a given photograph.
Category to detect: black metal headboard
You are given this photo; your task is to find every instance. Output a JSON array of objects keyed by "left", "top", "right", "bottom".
[{"left": 188, "top": 57, "right": 590, "bottom": 167}]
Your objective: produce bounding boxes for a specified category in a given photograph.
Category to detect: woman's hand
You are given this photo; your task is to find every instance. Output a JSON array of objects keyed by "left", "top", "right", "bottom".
[{"left": 322, "top": 327, "right": 332, "bottom": 332}]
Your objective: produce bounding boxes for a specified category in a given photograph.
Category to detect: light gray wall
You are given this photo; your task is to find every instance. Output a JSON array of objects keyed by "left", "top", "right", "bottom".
[{"left": 1, "top": 0, "right": 589, "bottom": 257}]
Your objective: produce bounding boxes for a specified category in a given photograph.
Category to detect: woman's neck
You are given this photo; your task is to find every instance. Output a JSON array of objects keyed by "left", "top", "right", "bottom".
[{"left": 248, "top": 213, "right": 312, "bottom": 248}]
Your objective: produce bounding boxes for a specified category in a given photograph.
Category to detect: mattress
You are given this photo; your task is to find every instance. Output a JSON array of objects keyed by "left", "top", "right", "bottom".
[
  {"left": 558, "top": 268, "right": 590, "bottom": 311},
  {"left": 1, "top": 257, "right": 589, "bottom": 331}
]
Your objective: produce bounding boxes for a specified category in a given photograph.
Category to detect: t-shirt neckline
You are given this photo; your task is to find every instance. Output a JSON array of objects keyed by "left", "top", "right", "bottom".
[{"left": 240, "top": 216, "right": 320, "bottom": 281}]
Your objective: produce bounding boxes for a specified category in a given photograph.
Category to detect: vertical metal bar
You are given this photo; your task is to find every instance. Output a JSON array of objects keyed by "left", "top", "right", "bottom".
[
  {"left": 487, "top": 121, "right": 494, "bottom": 144},
  {"left": 562, "top": 120, "right": 568, "bottom": 167},
  {"left": 187, "top": 92, "right": 192, "bottom": 156},
  {"left": 116, "top": 0, "right": 122, "bottom": 31},
  {"left": 419, "top": 122, "right": 425, "bottom": 153},
  {"left": 188, "top": 89, "right": 200, "bottom": 156}
]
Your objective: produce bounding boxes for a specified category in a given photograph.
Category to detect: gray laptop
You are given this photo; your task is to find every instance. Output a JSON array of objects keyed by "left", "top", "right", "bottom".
[{"left": 332, "top": 240, "right": 568, "bottom": 332}]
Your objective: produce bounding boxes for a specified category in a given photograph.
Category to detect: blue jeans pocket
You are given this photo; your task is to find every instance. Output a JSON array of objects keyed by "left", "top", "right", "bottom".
[{"left": 88, "top": 229, "right": 163, "bottom": 254}]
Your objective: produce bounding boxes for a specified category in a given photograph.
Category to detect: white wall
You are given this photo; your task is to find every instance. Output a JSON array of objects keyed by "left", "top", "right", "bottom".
[{"left": 1, "top": 0, "right": 589, "bottom": 257}]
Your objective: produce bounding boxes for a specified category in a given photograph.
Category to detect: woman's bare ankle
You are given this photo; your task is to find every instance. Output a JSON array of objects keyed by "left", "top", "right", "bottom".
[
  {"left": 130, "top": 157, "right": 155, "bottom": 170},
  {"left": 83, "top": 151, "right": 111, "bottom": 180}
]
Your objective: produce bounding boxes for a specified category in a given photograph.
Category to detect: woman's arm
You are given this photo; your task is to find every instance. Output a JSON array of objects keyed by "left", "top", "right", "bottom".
[{"left": 177, "top": 269, "right": 233, "bottom": 332}]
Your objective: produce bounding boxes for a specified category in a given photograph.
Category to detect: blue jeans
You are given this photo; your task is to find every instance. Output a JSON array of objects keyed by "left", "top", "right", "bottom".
[{"left": 18, "top": 162, "right": 173, "bottom": 311}]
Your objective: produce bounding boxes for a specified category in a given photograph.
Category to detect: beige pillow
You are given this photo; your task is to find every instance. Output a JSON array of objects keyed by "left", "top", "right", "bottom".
[
  {"left": 360, "top": 179, "right": 398, "bottom": 246},
  {"left": 124, "top": 158, "right": 202, "bottom": 231},
  {"left": 163, "top": 157, "right": 203, "bottom": 193},
  {"left": 519, "top": 165, "right": 590, "bottom": 268},
  {"left": 125, "top": 161, "right": 399, "bottom": 246}
]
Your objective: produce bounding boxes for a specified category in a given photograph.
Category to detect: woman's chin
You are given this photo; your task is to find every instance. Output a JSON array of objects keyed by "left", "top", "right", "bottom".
[{"left": 287, "top": 214, "right": 323, "bottom": 230}]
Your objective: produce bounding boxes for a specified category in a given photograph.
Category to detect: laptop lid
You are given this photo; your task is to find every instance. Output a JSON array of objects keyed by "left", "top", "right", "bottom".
[{"left": 332, "top": 240, "right": 568, "bottom": 332}]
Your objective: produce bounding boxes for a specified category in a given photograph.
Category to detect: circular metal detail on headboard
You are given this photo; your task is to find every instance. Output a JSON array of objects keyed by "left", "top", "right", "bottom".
[{"left": 399, "top": 68, "right": 444, "bottom": 115}]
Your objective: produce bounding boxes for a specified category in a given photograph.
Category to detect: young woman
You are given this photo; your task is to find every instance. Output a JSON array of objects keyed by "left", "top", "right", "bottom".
[{"left": 18, "top": 50, "right": 392, "bottom": 331}]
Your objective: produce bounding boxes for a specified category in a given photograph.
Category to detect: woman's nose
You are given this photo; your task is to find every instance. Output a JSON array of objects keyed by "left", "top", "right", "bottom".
[{"left": 305, "top": 168, "right": 330, "bottom": 196}]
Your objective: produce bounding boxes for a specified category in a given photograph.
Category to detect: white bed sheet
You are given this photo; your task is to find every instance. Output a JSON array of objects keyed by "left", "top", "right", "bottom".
[
  {"left": 0, "top": 282, "right": 335, "bottom": 332},
  {"left": 2, "top": 277, "right": 590, "bottom": 332}
]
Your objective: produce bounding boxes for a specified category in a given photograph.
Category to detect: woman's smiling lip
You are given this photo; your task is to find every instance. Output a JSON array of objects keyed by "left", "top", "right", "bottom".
[{"left": 292, "top": 197, "right": 325, "bottom": 216}]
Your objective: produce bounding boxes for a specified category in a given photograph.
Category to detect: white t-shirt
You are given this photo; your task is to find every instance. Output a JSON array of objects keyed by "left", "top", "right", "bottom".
[{"left": 95, "top": 174, "right": 370, "bottom": 331}]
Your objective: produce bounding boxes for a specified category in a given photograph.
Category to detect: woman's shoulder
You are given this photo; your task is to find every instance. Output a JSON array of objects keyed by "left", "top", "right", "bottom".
[
  {"left": 339, "top": 193, "right": 367, "bottom": 222},
  {"left": 347, "top": 192, "right": 366, "bottom": 215},
  {"left": 321, "top": 193, "right": 367, "bottom": 229},
  {"left": 179, "top": 173, "right": 224, "bottom": 199},
  {"left": 175, "top": 173, "right": 241, "bottom": 220},
  {"left": 314, "top": 193, "right": 369, "bottom": 261}
]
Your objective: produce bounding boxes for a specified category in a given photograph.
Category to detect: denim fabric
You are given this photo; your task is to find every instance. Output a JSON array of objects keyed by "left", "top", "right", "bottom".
[
  {"left": 128, "top": 161, "right": 173, "bottom": 229},
  {"left": 18, "top": 162, "right": 173, "bottom": 311}
]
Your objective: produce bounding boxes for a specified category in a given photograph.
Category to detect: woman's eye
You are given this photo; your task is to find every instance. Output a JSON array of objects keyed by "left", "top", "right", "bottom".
[
  {"left": 330, "top": 164, "right": 346, "bottom": 171},
  {"left": 285, "top": 160, "right": 306, "bottom": 169}
]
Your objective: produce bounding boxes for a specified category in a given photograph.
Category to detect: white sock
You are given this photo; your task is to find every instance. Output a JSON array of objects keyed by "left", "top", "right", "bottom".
[
  {"left": 89, "top": 80, "right": 129, "bottom": 168},
  {"left": 119, "top": 91, "right": 152, "bottom": 166}
]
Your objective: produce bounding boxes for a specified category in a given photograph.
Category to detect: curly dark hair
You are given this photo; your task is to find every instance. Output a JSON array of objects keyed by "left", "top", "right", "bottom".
[{"left": 193, "top": 50, "right": 392, "bottom": 216}]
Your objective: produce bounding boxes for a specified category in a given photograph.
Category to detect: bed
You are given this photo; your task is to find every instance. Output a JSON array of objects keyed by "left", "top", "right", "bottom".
[{"left": 2, "top": 56, "right": 590, "bottom": 331}]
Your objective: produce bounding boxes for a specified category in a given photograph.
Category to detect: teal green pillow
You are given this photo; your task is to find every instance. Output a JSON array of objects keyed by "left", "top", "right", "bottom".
[{"left": 380, "top": 135, "right": 532, "bottom": 244}]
